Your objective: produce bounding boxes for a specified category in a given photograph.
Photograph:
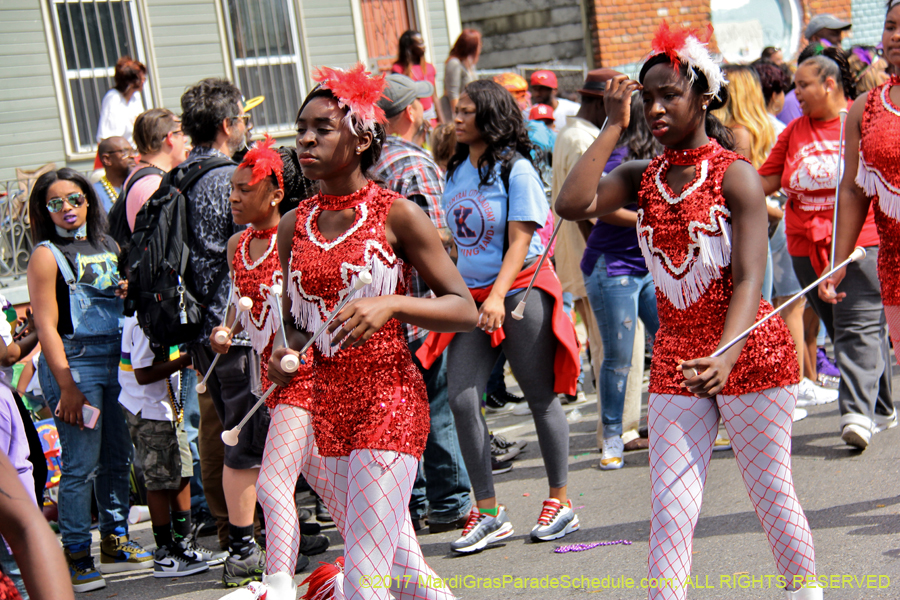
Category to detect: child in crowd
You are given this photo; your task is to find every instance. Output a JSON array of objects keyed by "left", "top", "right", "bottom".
[{"left": 119, "top": 316, "right": 226, "bottom": 577}]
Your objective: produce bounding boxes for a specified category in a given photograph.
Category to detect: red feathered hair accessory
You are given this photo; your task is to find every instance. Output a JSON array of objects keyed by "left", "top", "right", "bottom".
[
  {"left": 313, "top": 63, "right": 386, "bottom": 132},
  {"left": 649, "top": 21, "right": 724, "bottom": 100},
  {"left": 239, "top": 134, "right": 284, "bottom": 190}
]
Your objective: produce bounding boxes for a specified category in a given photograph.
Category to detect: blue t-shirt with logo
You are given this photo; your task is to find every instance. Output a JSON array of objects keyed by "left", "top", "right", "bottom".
[{"left": 443, "top": 157, "right": 547, "bottom": 290}]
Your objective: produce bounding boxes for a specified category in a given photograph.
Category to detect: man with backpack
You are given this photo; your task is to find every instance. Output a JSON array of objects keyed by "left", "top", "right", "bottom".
[
  {"left": 121, "top": 108, "right": 188, "bottom": 232},
  {"left": 175, "top": 79, "right": 269, "bottom": 587}
]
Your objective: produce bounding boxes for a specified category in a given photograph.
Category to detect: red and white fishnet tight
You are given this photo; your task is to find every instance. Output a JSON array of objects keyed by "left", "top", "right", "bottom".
[
  {"left": 322, "top": 450, "right": 455, "bottom": 600},
  {"left": 257, "top": 404, "right": 326, "bottom": 575},
  {"left": 885, "top": 305, "right": 900, "bottom": 366},
  {"left": 647, "top": 386, "right": 816, "bottom": 600}
]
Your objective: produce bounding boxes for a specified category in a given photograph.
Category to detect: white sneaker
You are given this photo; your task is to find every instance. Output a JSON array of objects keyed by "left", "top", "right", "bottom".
[
  {"left": 874, "top": 409, "right": 898, "bottom": 434},
  {"left": 599, "top": 436, "right": 624, "bottom": 470},
  {"left": 841, "top": 423, "right": 872, "bottom": 450},
  {"left": 530, "top": 499, "right": 580, "bottom": 541},
  {"left": 796, "top": 378, "right": 838, "bottom": 407},
  {"left": 785, "top": 583, "right": 824, "bottom": 599},
  {"left": 512, "top": 402, "right": 532, "bottom": 416},
  {"left": 792, "top": 408, "right": 808, "bottom": 423}
]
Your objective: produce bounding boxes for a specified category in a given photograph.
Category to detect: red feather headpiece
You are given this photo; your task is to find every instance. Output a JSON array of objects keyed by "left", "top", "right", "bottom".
[
  {"left": 649, "top": 21, "right": 724, "bottom": 101},
  {"left": 239, "top": 134, "right": 284, "bottom": 190},
  {"left": 313, "top": 63, "right": 387, "bottom": 132}
]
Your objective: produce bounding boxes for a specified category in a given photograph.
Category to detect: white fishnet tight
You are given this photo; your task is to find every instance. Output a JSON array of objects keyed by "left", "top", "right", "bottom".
[
  {"left": 647, "top": 386, "right": 816, "bottom": 599},
  {"left": 322, "top": 450, "right": 455, "bottom": 600}
]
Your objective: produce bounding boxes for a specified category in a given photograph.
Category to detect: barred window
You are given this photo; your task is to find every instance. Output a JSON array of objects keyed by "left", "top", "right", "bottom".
[
  {"left": 48, "top": 0, "right": 149, "bottom": 153},
  {"left": 223, "top": 0, "right": 307, "bottom": 133}
]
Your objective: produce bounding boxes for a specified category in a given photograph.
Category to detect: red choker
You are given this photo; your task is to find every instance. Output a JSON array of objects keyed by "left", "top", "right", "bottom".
[
  {"left": 316, "top": 181, "right": 376, "bottom": 211},
  {"left": 248, "top": 225, "right": 278, "bottom": 238},
  {"left": 663, "top": 140, "right": 723, "bottom": 165}
]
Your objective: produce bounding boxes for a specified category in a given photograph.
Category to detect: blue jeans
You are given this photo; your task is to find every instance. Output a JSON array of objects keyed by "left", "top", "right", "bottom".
[
  {"left": 584, "top": 255, "right": 660, "bottom": 439},
  {"left": 408, "top": 339, "right": 472, "bottom": 524},
  {"left": 180, "top": 368, "right": 208, "bottom": 513},
  {"left": 40, "top": 339, "right": 132, "bottom": 550}
]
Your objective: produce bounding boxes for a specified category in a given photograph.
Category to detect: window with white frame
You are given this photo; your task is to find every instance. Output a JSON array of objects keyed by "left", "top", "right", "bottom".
[
  {"left": 223, "top": 0, "right": 307, "bottom": 134},
  {"left": 48, "top": 0, "right": 149, "bottom": 154}
]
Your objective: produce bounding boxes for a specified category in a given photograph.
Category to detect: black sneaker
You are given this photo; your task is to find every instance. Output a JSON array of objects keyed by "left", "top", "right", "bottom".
[
  {"left": 223, "top": 542, "right": 265, "bottom": 588},
  {"left": 298, "top": 533, "right": 330, "bottom": 556},
  {"left": 490, "top": 434, "right": 521, "bottom": 461},
  {"left": 190, "top": 509, "right": 217, "bottom": 539},
  {"left": 492, "top": 433, "right": 527, "bottom": 453},
  {"left": 315, "top": 497, "right": 332, "bottom": 523},
  {"left": 154, "top": 545, "right": 209, "bottom": 578},
  {"left": 295, "top": 553, "right": 310, "bottom": 574},
  {"left": 485, "top": 393, "right": 514, "bottom": 414},
  {"left": 300, "top": 521, "right": 322, "bottom": 536},
  {"left": 491, "top": 457, "right": 513, "bottom": 475}
]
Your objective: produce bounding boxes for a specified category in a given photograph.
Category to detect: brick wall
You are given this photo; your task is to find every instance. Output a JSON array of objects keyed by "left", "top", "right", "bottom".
[
  {"left": 587, "top": 0, "right": 717, "bottom": 68},
  {"left": 850, "top": 0, "right": 887, "bottom": 46},
  {"left": 586, "top": 0, "right": 885, "bottom": 71}
]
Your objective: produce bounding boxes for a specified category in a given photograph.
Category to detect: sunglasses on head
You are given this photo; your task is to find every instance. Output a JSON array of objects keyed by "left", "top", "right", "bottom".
[{"left": 46, "top": 192, "right": 87, "bottom": 213}]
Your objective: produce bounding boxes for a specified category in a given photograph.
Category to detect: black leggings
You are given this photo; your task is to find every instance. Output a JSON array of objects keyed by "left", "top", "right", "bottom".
[{"left": 446, "top": 288, "right": 569, "bottom": 501}]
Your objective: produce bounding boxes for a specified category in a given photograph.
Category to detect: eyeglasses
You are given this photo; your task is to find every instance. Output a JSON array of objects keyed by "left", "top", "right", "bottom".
[
  {"left": 46, "top": 192, "right": 87, "bottom": 213},
  {"left": 231, "top": 114, "right": 251, "bottom": 125},
  {"left": 106, "top": 149, "right": 138, "bottom": 158}
]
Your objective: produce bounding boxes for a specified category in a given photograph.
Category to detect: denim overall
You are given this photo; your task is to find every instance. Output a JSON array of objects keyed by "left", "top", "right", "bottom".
[{"left": 36, "top": 241, "right": 132, "bottom": 550}]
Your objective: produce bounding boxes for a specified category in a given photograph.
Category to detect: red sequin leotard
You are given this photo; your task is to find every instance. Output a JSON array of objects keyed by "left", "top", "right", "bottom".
[
  {"left": 856, "top": 75, "right": 900, "bottom": 306},
  {"left": 637, "top": 140, "right": 800, "bottom": 396},
  {"left": 232, "top": 226, "right": 313, "bottom": 410},
  {"left": 288, "top": 181, "right": 429, "bottom": 458}
]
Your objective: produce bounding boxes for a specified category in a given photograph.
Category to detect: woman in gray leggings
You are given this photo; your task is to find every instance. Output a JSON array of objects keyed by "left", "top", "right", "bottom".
[{"left": 439, "top": 80, "right": 579, "bottom": 553}]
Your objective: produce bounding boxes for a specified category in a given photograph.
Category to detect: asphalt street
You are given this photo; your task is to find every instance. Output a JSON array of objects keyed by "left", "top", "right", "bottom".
[{"left": 72, "top": 366, "right": 899, "bottom": 600}]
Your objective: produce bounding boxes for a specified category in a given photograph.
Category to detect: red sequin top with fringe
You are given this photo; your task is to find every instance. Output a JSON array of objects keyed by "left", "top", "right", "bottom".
[
  {"left": 857, "top": 75, "right": 900, "bottom": 305},
  {"left": 637, "top": 140, "right": 799, "bottom": 396},
  {"left": 232, "top": 226, "right": 313, "bottom": 409},
  {"left": 288, "top": 181, "right": 429, "bottom": 458}
]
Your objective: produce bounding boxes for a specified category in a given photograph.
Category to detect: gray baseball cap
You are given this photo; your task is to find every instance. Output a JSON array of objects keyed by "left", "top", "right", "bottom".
[
  {"left": 377, "top": 73, "right": 434, "bottom": 118},
  {"left": 804, "top": 14, "right": 851, "bottom": 39}
]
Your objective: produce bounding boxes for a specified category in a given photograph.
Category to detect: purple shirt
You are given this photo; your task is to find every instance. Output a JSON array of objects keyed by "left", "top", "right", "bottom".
[
  {"left": 580, "top": 147, "right": 649, "bottom": 277},
  {"left": 777, "top": 90, "right": 802, "bottom": 126}
]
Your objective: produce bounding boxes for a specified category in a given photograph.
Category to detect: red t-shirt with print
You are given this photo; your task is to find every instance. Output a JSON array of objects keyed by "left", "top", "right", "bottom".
[{"left": 759, "top": 115, "right": 879, "bottom": 275}]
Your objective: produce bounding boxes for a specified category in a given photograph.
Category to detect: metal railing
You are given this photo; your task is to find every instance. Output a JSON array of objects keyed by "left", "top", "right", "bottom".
[{"left": 0, "top": 180, "right": 33, "bottom": 279}]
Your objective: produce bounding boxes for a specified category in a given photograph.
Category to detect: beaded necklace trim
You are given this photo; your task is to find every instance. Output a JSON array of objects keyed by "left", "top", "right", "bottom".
[
  {"left": 306, "top": 203, "right": 369, "bottom": 251},
  {"left": 654, "top": 160, "right": 709, "bottom": 205},
  {"left": 881, "top": 81, "right": 900, "bottom": 118},
  {"left": 240, "top": 228, "right": 278, "bottom": 270}
]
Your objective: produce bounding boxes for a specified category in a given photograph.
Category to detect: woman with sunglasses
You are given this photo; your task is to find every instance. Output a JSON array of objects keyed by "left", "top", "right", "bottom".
[{"left": 27, "top": 169, "right": 152, "bottom": 593}]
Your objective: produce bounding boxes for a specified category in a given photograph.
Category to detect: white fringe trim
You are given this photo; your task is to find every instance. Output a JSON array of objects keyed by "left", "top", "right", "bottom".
[
  {"left": 288, "top": 258, "right": 403, "bottom": 357},
  {"left": 233, "top": 272, "right": 284, "bottom": 354},
  {"left": 637, "top": 205, "right": 732, "bottom": 310},
  {"left": 856, "top": 152, "right": 900, "bottom": 222}
]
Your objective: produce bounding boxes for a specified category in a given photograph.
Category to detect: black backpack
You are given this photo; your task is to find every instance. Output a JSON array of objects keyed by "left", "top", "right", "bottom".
[{"left": 124, "top": 157, "right": 233, "bottom": 346}]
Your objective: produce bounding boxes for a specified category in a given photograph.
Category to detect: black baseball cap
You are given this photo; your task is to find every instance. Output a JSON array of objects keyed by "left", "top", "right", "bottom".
[{"left": 378, "top": 73, "right": 434, "bottom": 118}]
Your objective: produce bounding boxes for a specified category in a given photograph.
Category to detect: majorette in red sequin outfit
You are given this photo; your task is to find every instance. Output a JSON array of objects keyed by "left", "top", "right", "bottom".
[
  {"left": 856, "top": 75, "right": 900, "bottom": 307},
  {"left": 288, "top": 180, "right": 430, "bottom": 459},
  {"left": 639, "top": 141, "right": 815, "bottom": 600},
  {"left": 636, "top": 140, "right": 800, "bottom": 395},
  {"left": 231, "top": 226, "right": 314, "bottom": 410}
]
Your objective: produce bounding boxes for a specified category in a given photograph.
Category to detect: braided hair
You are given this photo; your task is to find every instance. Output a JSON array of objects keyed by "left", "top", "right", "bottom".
[{"left": 278, "top": 146, "right": 318, "bottom": 215}]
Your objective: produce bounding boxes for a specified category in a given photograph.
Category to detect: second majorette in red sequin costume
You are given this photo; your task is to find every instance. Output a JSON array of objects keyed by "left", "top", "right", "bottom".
[
  {"left": 857, "top": 74, "right": 900, "bottom": 306},
  {"left": 637, "top": 140, "right": 800, "bottom": 396},
  {"left": 231, "top": 226, "right": 314, "bottom": 410},
  {"left": 288, "top": 180, "right": 429, "bottom": 458}
]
